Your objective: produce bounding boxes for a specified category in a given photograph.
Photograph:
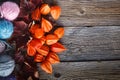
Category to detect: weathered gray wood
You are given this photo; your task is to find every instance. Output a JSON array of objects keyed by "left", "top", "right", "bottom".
[
  {"left": 58, "top": 26, "right": 120, "bottom": 61},
  {"left": 57, "top": 0, "right": 120, "bottom": 26},
  {"left": 38, "top": 61, "right": 120, "bottom": 80}
]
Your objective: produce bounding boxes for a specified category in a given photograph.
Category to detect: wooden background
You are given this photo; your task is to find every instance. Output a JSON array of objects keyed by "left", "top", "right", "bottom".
[{"left": 39, "top": 0, "right": 120, "bottom": 80}]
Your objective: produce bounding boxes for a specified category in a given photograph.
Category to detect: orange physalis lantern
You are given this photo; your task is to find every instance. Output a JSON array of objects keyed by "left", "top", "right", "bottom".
[
  {"left": 54, "top": 27, "right": 64, "bottom": 38},
  {"left": 34, "top": 28, "right": 44, "bottom": 39},
  {"left": 34, "top": 54, "right": 44, "bottom": 62},
  {"left": 50, "top": 6, "right": 61, "bottom": 20},
  {"left": 46, "top": 34, "right": 59, "bottom": 45},
  {"left": 29, "top": 39, "right": 43, "bottom": 50},
  {"left": 41, "top": 61, "right": 52, "bottom": 73},
  {"left": 46, "top": 52, "right": 60, "bottom": 64},
  {"left": 39, "top": 36, "right": 46, "bottom": 45},
  {"left": 37, "top": 45, "right": 49, "bottom": 56},
  {"left": 26, "top": 1, "right": 66, "bottom": 74},
  {"left": 31, "top": 7, "right": 41, "bottom": 20},
  {"left": 40, "top": 4, "right": 51, "bottom": 15},
  {"left": 29, "top": 24, "right": 44, "bottom": 39},
  {"left": 29, "top": 24, "right": 39, "bottom": 34},
  {"left": 51, "top": 42, "right": 66, "bottom": 53},
  {"left": 41, "top": 18, "right": 53, "bottom": 32},
  {"left": 27, "top": 44, "right": 36, "bottom": 56}
]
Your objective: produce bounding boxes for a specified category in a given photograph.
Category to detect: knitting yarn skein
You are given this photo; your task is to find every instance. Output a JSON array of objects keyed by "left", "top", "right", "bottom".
[
  {"left": 0, "top": 1, "right": 20, "bottom": 21},
  {"left": 0, "top": 55, "right": 15, "bottom": 77},
  {"left": 0, "top": 19, "right": 13, "bottom": 39},
  {"left": 0, "top": 40, "right": 5, "bottom": 53}
]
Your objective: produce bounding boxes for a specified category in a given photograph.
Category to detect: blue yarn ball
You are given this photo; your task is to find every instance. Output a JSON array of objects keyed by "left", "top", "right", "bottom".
[
  {"left": 0, "top": 55, "right": 15, "bottom": 77},
  {"left": 0, "top": 19, "right": 13, "bottom": 39}
]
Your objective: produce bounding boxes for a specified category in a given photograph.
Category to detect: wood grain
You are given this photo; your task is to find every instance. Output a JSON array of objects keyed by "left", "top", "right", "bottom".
[
  {"left": 38, "top": 61, "right": 120, "bottom": 80},
  {"left": 57, "top": 0, "right": 120, "bottom": 26},
  {"left": 58, "top": 26, "right": 120, "bottom": 61}
]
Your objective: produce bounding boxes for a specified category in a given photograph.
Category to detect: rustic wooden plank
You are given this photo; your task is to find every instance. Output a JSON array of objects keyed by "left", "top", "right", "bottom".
[
  {"left": 57, "top": 0, "right": 120, "bottom": 26},
  {"left": 38, "top": 61, "right": 120, "bottom": 80},
  {"left": 58, "top": 26, "right": 120, "bottom": 61}
]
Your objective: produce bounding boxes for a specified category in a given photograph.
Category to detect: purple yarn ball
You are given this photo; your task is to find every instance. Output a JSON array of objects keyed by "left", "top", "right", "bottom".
[
  {"left": 0, "top": 41, "right": 5, "bottom": 53},
  {"left": 0, "top": 1, "right": 20, "bottom": 21}
]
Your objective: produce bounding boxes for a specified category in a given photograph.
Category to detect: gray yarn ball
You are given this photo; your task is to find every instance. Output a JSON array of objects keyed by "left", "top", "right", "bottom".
[
  {"left": 0, "top": 41, "right": 5, "bottom": 53},
  {"left": 0, "top": 55, "right": 15, "bottom": 77}
]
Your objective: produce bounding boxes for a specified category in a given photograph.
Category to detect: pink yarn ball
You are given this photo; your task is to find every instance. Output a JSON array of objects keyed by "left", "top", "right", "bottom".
[{"left": 0, "top": 1, "right": 20, "bottom": 21}]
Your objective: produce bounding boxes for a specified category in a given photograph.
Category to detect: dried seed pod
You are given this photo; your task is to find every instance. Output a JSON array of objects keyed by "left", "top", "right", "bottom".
[
  {"left": 50, "top": 6, "right": 61, "bottom": 20},
  {"left": 31, "top": 7, "right": 41, "bottom": 20},
  {"left": 46, "top": 52, "right": 60, "bottom": 64},
  {"left": 34, "top": 28, "right": 44, "bottom": 39},
  {"left": 51, "top": 42, "right": 66, "bottom": 53},
  {"left": 46, "top": 34, "right": 59, "bottom": 45},
  {"left": 27, "top": 44, "right": 36, "bottom": 56},
  {"left": 41, "top": 18, "right": 53, "bottom": 32},
  {"left": 34, "top": 54, "right": 44, "bottom": 62},
  {"left": 37, "top": 45, "right": 49, "bottom": 56},
  {"left": 54, "top": 27, "right": 64, "bottom": 38},
  {"left": 40, "top": 4, "right": 50, "bottom": 15},
  {"left": 41, "top": 61, "right": 52, "bottom": 73}
]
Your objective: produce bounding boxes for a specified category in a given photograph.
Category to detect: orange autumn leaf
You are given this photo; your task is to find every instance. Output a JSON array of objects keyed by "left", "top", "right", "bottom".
[
  {"left": 37, "top": 45, "right": 49, "bottom": 56},
  {"left": 46, "top": 34, "right": 59, "bottom": 45},
  {"left": 29, "top": 39, "right": 43, "bottom": 49},
  {"left": 27, "top": 44, "right": 36, "bottom": 56},
  {"left": 40, "top": 4, "right": 51, "bottom": 15},
  {"left": 29, "top": 24, "right": 40, "bottom": 34},
  {"left": 41, "top": 61, "right": 52, "bottom": 73},
  {"left": 50, "top": 6, "right": 61, "bottom": 20},
  {"left": 46, "top": 52, "right": 60, "bottom": 64},
  {"left": 54, "top": 27, "right": 64, "bottom": 38},
  {"left": 34, "top": 54, "right": 44, "bottom": 62},
  {"left": 31, "top": 7, "right": 41, "bottom": 20},
  {"left": 34, "top": 28, "right": 44, "bottom": 39},
  {"left": 41, "top": 18, "right": 53, "bottom": 32},
  {"left": 51, "top": 42, "right": 66, "bottom": 53}
]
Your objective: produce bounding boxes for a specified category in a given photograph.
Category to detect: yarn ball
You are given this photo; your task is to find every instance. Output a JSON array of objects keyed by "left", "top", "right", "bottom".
[
  {"left": 0, "top": 1, "right": 20, "bottom": 21},
  {"left": 0, "top": 55, "right": 15, "bottom": 77},
  {"left": 0, "top": 19, "right": 13, "bottom": 39},
  {"left": 0, "top": 40, "right": 5, "bottom": 53}
]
